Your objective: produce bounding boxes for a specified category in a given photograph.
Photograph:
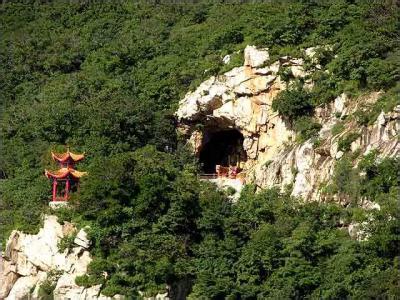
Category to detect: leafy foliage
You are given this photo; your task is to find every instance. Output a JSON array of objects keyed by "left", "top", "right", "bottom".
[
  {"left": 337, "top": 132, "right": 360, "bottom": 152},
  {"left": 38, "top": 270, "right": 62, "bottom": 299},
  {"left": 272, "top": 83, "right": 313, "bottom": 120},
  {"left": 355, "top": 83, "right": 400, "bottom": 126},
  {"left": 58, "top": 231, "right": 77, "bottom": 254},
  {"left": 294, "top": 116, "right": 322, "bottom": 142}
]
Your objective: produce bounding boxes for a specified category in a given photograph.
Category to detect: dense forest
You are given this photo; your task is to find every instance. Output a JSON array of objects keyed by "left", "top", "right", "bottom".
[{"left": 0, "top": 0, "right": 399, "bottom": 298}]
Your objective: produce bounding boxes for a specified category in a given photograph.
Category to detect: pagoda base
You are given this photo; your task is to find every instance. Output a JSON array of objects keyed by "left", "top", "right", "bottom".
[{"left": 49, "top": 201, "right": 69, "bottom": 209}]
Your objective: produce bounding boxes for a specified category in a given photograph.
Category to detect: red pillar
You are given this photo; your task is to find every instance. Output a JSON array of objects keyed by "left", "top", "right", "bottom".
[
  {"left": 65, "top": 179, "right": 70, "bottom": 201},
  {"left": 52, "top": 180, "right": 57, "bottom": 201}
]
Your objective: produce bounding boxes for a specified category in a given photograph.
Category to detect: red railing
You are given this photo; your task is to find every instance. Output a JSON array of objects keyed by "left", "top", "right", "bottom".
[{"left": 199, "top": 174, "right": 218, "bottom": 180}]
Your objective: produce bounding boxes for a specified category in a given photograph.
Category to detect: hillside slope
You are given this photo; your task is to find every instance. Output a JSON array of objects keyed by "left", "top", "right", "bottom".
[{"left": 0, "top": 1, "right": 399, "bottom": 299}]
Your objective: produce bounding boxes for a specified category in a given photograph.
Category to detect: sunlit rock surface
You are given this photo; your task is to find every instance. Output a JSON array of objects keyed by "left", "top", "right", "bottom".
[
  {"left": 0, "top": 215, "right": 121, "bottom": 300},
  {"left": 177, "top": 46, "right": 400, "bottom": 202}
]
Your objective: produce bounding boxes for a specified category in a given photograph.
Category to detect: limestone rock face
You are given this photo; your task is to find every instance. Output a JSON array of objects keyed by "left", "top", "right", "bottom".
[
  {"left": 246, "top": 96, "right": 398, "bottom": 201},
  {"left": 176, "top": 46, "right": 296, "bottom": 173},
  {"left": 74, "top": 228, "right": 91, "bottom": 249},
  {"left": 0, "top": 259, "right": 19, "bottom": 299},
  {"left": 0, "top": 215, "right": 118, "bottom": 300},
  {"left": 244, "top": 45, "right": 270, "bottom": 67},
  {"left": 177, "top": 46, "right": 400, "bottom": 202}
]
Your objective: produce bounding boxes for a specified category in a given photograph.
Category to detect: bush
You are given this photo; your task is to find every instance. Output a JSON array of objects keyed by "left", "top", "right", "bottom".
[
  {"left": 355, "top": 84, "right": 400, "bottom": 126},
  {"left": 38, "top": 270, "right": 63, "bottom": 299},
  {"left": 312, "top": 138, "right": 322, "bottom": 148},
  {"left": 331, "top": 157, "right": 360, "bottom": 203},
  {"left": 337, "top": 132, "right": 360, "bottom": 152},
  {"left": 358, "top": 152, "right": 400, "bottom": 201},
  {"left": 75, "top": 274, "right": 103, "bottom": 288},
  {"left": 310, "top": 71, "right": 337, "bottom": 105},
  {"left": 331, "top": 122, "right": 345, "bottom": 136},
  {"left": 219, "top": 51, "right": 244, "bottom": 74},
  {"left": 225, "top": 186, "right": 237, "bottom": 196},
  {"left": 210, "top": 27, "right": 244, "bottom": 51},
  {"left": 277, "top": 66, "right": 294, "bottom": 82},
  {"left": 272, "top": 83, "right": 313, "bottom": 120},
  {"left": 366, "top": 58, "right": 398, "bottom": 90},
  {"left": 294, "top": 116, "right": 322, "bottom": 142},
  {"left": 58, "top": 232, "right": 77, "bottom": 253},
  {"left": 38, "top": 280, "right": 56, "bottom": 299}
]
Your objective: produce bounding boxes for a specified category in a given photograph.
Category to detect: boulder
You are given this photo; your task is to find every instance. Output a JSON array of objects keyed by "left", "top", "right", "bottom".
[
  {"left": 244, "top": 45, "right": 269, "bottom": 68},
  {"left": 4, "top": 231, "right": 20, "bottom": 262},
  {"left": 0, "top": 259, "right": 19, "bottom": 299},
  {"left": 290, "top": 65, "right": 306, "bottom": 78},
  {"left": 30, "top": 271, "right": 48, "bottom": 299},
  {"left": 54, "top": 273, "right": 85, "bottom": 299},
  {"left": 6, "top": 275, "right": 39, "bottom": 299},
  {"left": 222, "top": 54, "right": 231, "bottom": 64},
  {"left": 188, "top": 130, "right": 203, "bottom": 154},
  {"left": 335, "top": 151, "right": 344, "bottom": 159},
  {"left": 334, "top": 93, "right": 347, "bottom": 116},
  {"left": 82, "top": 284, "right": 102, "bottom": 299},
  {"left": 71, "top": 250, "right": 92, "bottom": 275},
  {"left": 74, "top": 229, "right": 91, "bottom": 249},
  {"left": 62, "top": 221, "right": 76, "bottom": 237},
  {"left": 15, "top": 254, "right": 37, "bottom": 276},
  {"left": 292, "top": 141, "right": 315, "bottom": 199},
  {"left": 0, "top": 215, "right": 99, "bottom": 300}
]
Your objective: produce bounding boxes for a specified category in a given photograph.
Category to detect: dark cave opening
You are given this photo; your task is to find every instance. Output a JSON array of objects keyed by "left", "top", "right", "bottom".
[{"left": 199, "top": 129, "right": 247, "bottom": 174}]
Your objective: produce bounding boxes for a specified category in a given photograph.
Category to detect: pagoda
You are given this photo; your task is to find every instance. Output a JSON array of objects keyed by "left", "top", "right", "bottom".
[{"left": 45, "top": 148, "right": 87, "bottom": 202}]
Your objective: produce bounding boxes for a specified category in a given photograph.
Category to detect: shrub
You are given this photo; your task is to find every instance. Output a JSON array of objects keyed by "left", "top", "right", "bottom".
[
  {"left": 277, "top": 66, "right": 294, "bottom": 82},
  {"left": 219, "top": 51, "right": 244, "bottom": 74},
  {"left": 313, "top": 47, "right": 335, "bottom": 66},
  {"left": 337, "top": 132, "right": 360, "bottom": 152},
  {"left": 294, "top": 116, "right": 322, "bottom": 142},
  {"left": 331, "top": 157, "right": 360, "bottom": 203},
  {"left": 312, "top": 138, "right": 322, "bottom": 148},
  {"left": 358, "top": 152, "right": 400, "bottom": 201},
  {"left": 226, "top": 186, "right": 237, "bottom": 196},
  {"left": 310, "top": 71, "right": 337, "bottom": 105},
  {"left": 264, "top": 160, "right": 273, "bottom": 168},
  {"left": 58, "top": 232, "right": 77, "bottom": 253},
  {"left": 355, "top": 84, "right": 400, "bottom": 126},
  {"left": 331, "top": 122, "right": 345, "bottom": 136},
  {"left": 75, "top": 274, "right": 104, "bottom": 288},
  {"left": 354, "top": 109, "right": 372, "bottom": 126},
  {"left": 210, "top": 27, "right": 244, "bottom": 51},
  {"left": 366, "top": 58, "right": 399, "bottom": 90},
  {"left": 38, "top": 270, "right": 63, "bottom": 299},
  {"left": 272, "top": 83, "right": 313, "bottom": 120},
  {"left": 38, "top": 280, "right": 56, "bottom": 299}
]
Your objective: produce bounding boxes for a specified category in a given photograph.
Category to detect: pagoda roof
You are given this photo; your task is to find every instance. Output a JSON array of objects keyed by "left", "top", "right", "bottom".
[
  {"left": 45, "top": 167, "right": 87, "bottom": 179},
  {"left": 51, "top": 150, "right": 85, "bottom": 163}
]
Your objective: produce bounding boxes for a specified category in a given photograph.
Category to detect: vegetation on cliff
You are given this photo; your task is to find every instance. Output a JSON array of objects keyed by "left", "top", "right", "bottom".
[{"left": 0, "top": 0, "right": 399, "bottom": 298}]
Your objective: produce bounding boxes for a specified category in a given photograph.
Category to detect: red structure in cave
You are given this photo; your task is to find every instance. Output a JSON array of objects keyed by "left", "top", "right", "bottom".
[{"left": 199, "top": 129, "right": 246, "bottom": 180}]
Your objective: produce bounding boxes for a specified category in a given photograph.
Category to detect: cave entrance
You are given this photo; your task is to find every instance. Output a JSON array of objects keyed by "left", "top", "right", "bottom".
[{"left": 199, "top": 129, "right": 246, "bottom": 175}]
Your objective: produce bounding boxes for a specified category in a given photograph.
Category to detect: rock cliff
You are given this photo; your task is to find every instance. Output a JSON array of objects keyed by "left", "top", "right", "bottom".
[
  {"left": 177, "top": 45, "right": 399, "bottom": 201},
  {"left": 0, "top": 215, "right": 117, "bottom": 300}
]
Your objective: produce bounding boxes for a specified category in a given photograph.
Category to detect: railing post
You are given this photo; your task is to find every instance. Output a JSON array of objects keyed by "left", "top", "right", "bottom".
[
  {"left": 52, "top": 179, "right": 57, "bottom": 201},
  {"left": 65, "top": 178, "right": 70, "bottom": 201}
]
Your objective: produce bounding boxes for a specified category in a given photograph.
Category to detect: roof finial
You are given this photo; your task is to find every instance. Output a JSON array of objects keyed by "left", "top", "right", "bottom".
[{"left": 66, "top": 145, "right": 70, "bottom": 153}]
